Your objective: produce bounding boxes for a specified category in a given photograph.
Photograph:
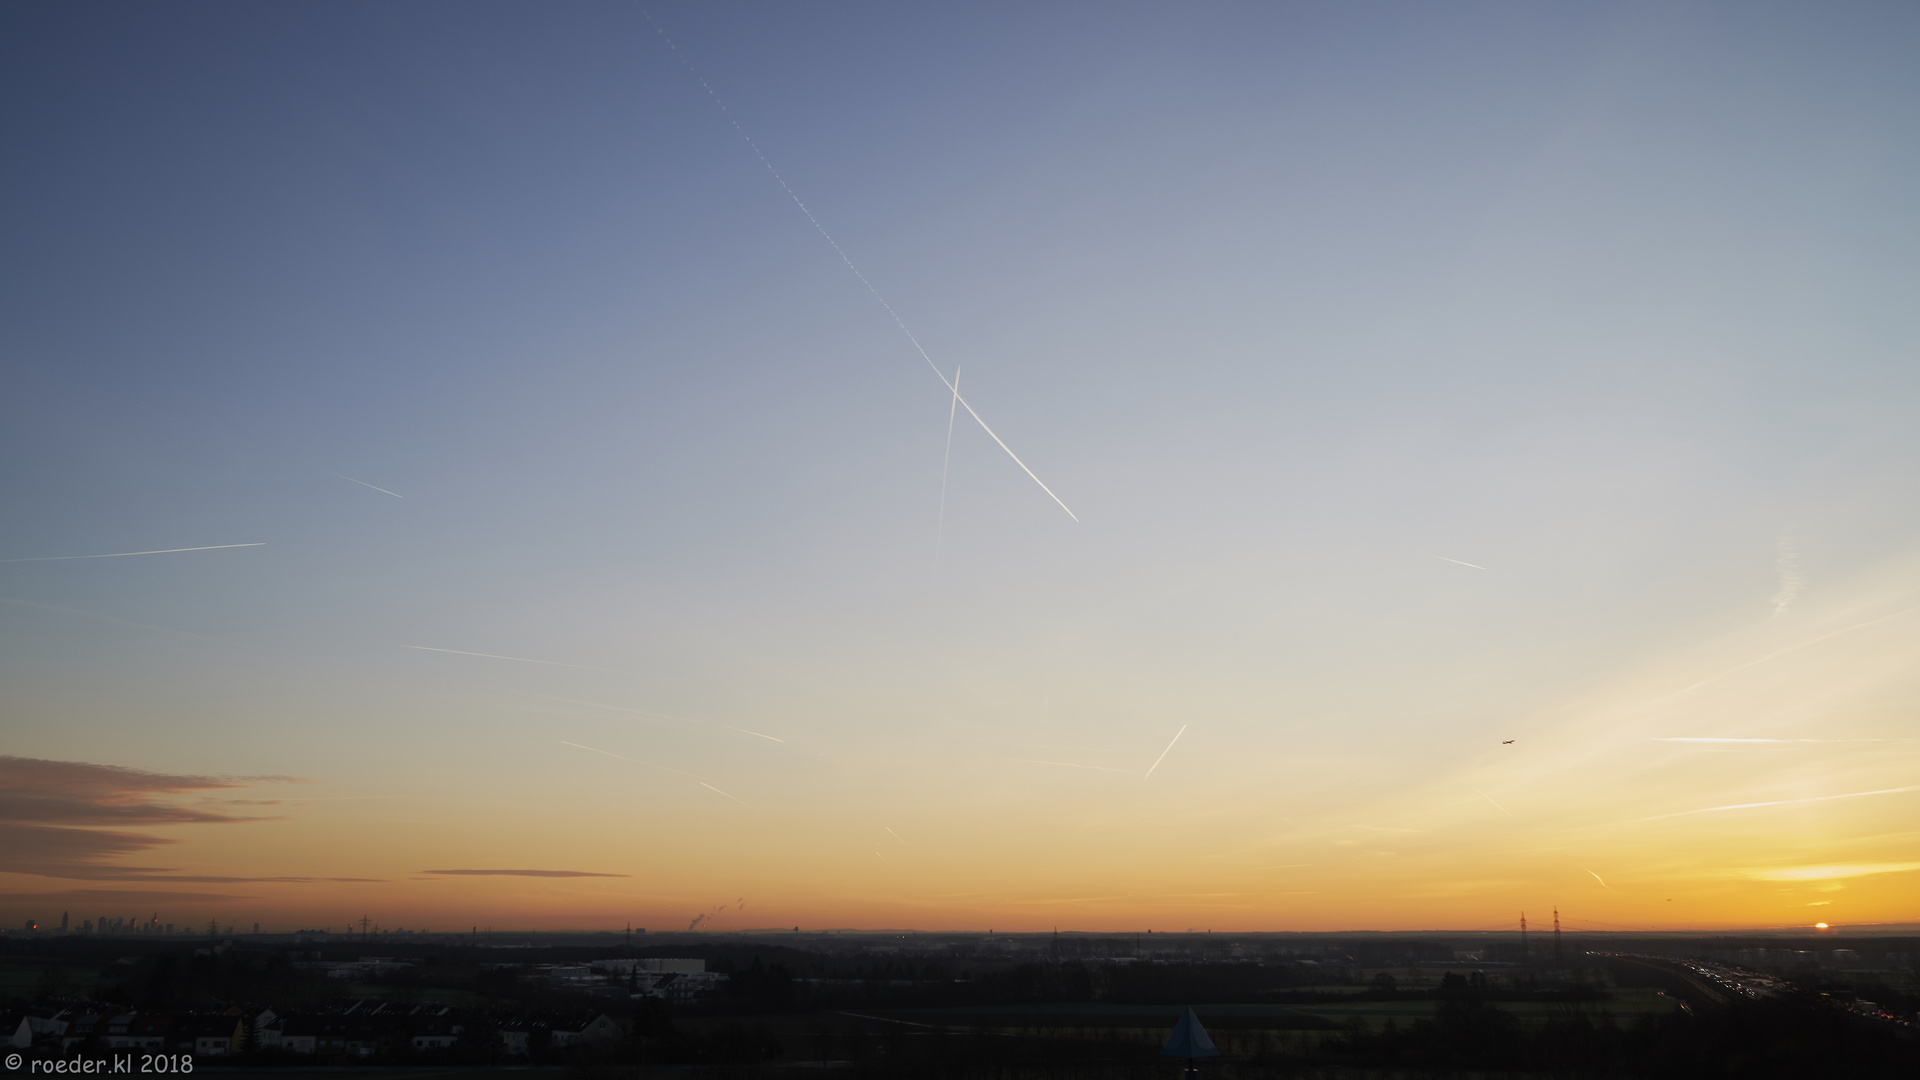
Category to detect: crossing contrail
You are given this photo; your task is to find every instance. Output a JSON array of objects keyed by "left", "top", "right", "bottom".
[
  {"left": 1143, "top": 724, "right": 1188, "bottom": 781},
  {"left": 643, "top": 12, "right": 1077, "bottom": 523},
  {"left": 936, "top": 366, "right": 961, "bottom": 560},
  {"left": 0, "top": 543, "right": 264, "bottom": 564},
  {"left": 332, "top": 473, "right": 405, "bottom": 499}
]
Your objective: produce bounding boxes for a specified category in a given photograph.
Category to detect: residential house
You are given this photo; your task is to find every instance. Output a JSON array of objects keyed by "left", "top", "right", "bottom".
[
  {"left": 9, "top": 1010, "right": 68, "bottom": 1049},
  {"left": 551, "top": 1012, "right": 621, "bottom": 1049},
  {"left": 106, "top": 1014, "right": 168, "bottom": 1050},
  {"left": 171, "top": 1015, "right": 244, "bottom": 1056}
]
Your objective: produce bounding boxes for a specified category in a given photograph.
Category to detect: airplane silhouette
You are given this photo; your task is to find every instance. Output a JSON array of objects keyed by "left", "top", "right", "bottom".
[{"left": 1502, "top": 740, "right": 1514, "bottom": 744}]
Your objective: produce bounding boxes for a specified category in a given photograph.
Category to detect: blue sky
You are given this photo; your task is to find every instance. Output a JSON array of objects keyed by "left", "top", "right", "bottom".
[{"left": 4, "top": 1, "right": 1919, "bottom": 930}]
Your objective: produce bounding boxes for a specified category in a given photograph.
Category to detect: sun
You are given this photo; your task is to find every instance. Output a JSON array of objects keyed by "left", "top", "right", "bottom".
[{"left": 1814, "top": 922, "right": 1829, "bottom": 929}]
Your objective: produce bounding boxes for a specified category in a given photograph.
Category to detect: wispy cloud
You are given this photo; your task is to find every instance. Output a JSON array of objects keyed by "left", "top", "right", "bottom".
[{"left": 1430, "top": 554, "right": 1487, "bottom": 570}]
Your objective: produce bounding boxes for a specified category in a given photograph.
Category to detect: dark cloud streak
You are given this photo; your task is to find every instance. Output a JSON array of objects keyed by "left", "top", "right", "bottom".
[
  {"left": 0, "top": 756, "right": 319, "bottom": 882},
  {"left": 422, "top": 869, "right": 630, "bottom": 878}
]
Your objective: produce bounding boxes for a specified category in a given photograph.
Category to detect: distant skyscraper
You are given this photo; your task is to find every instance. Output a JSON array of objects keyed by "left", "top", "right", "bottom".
[
  {"left": 1520, "top": 913, "right": 1529, "bottom": 960},
  {"left": 1552, "top": 908, "right": 1563, "bottom": 967}
]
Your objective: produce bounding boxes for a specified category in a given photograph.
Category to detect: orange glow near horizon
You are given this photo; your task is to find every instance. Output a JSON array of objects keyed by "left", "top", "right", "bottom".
[{"left": 7, "top": 548, "right": 1920, "bottom": 935}]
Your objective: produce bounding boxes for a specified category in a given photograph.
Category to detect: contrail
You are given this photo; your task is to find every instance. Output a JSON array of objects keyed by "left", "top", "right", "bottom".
[
  {"left": 1663, "top": 607, "right": 1917, "bottom": 700},
  {"left": 935, "top": 365, "right": 961, "bottom": 561},
  {"left": 1142, "top": 724, "right": 1188, "bottom": 781},
  {"left": 1470, "top": 785, "right": 1517, "bottom": 820},
  {"left": 0, "top": 543, "right": 264, "bottom": 564},
  {"left": 1632, "top": 785, "right": 1920, "bottom": 823},
  {"left": 332, "top": 473, "right": 405, "bottom": 499},
  {"left": 885, "top": 826, "right": 907, "bottom": 845},
  {"left": 699, "top": 781, "right": 752, "bottom": 807},
  {"left": 1587, "top": 869, "right": 1611, "bottom": 889},
  {"left": 540, "top": 695, "right": 783, "bottom": 741},
  {"left": 540, "top": 696, "right": 700, "bottom": 723},
  {"left": 560, "top": 740, "right": 702, "bottom": 779},
  {"left": 642, "top": 12, "right": 1077, "bottom": 523},
  {"left": 1643, "top": 730, "right": 1912, "bottom": 737},
  {"left": 404, "top": 646, "right": 624, "bottom": 673},
  {"left": 1431, "top": 555, "right": 1487, "bottom": 570},
  {"left": 1772, "top": 537, "right": 1804, "bottom": 617},
  {"left": 563, "top": 740, "right": 755, "bottom": 808},
  {"left": 1014, "top": 758, "right": 1126, "bottom": 773},
  {"left": 0, "top": 594, "right": 258, "bottom": 649}
]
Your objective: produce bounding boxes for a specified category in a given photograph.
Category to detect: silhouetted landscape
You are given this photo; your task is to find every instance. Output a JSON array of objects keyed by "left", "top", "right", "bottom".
[{"left": 6, "top": 926, "right": 1917, "bottom": 1077}]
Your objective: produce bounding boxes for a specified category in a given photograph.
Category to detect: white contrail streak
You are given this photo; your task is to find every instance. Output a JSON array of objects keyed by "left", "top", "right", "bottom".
[
  {"left": 332, "top": 473, "right": 405, "bottom": 499},
  {"left": 1431, "top": 555, "right": 1487, "bottom": 570},
  {"left": 404, "top": 646, "right": 622, "bottom": 672},
  {"left": 540, "top": 695, "right": 782, "bottom": 741},
  {"left": 1014, "top": 759, "right": 1126, "bottom": 772},
  {"left": 541, "top": 696, "right": 700, "bottom": 723},
  {"left": 562, "top": 741, "right": 756, "bottom": 808},
  {"left": 1662, "top": 607, "right": 1917, "bottom": 700},
  {"left": 560, "top": 741, "right": 705, "bottom": 781},
  {"left": 885, "top": 826, "right": 907, "bottom": 845},
  {"left": 0, "top": 594, "right": 258, "bottom": 649},
  {"left": 1471, "top": 785, "right": 1518, "bottom": 820},
  {"left": 1587, "top": 869, "right": 1611, "bottom": 889},
  {"left": 699, "top": 781, "right": 752, "bottom": 807},
  {"left": 642, "top": 13, "right": 1077, "bottom": 523},
  {"left": 1772, "top": 537, "right": 1804, "bottom": 617},
  {"left": 1632, "top": 785, "right": 1920, "bottom": 823},
  {"left": 1142, "top": 725, "right": 1188, "bottom": 781},
  {"left": 0, "top": 543, "right": 265, "bottom": 564},
  {"left": 935, "top": 365, "right": 961, "bottom": 561},
  {"left": 1651, "top": 730, "right": 1904, "bottom": 737}
]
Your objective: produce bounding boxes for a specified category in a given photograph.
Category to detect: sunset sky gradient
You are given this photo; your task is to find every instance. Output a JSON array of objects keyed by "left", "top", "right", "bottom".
[{"left": 3, "top": 1, "right": 1919, "bottom": 934}]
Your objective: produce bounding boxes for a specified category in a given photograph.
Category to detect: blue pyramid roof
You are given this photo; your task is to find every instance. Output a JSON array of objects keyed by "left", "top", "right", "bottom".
[{"left": 1160, "top": 1007, "right": 1219, "bottom": 1058}]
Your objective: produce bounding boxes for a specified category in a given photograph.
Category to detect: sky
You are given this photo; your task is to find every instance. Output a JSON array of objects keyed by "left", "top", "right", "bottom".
[{"left": 3, "top": 0, "right": 1918, "bottom": 935}]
